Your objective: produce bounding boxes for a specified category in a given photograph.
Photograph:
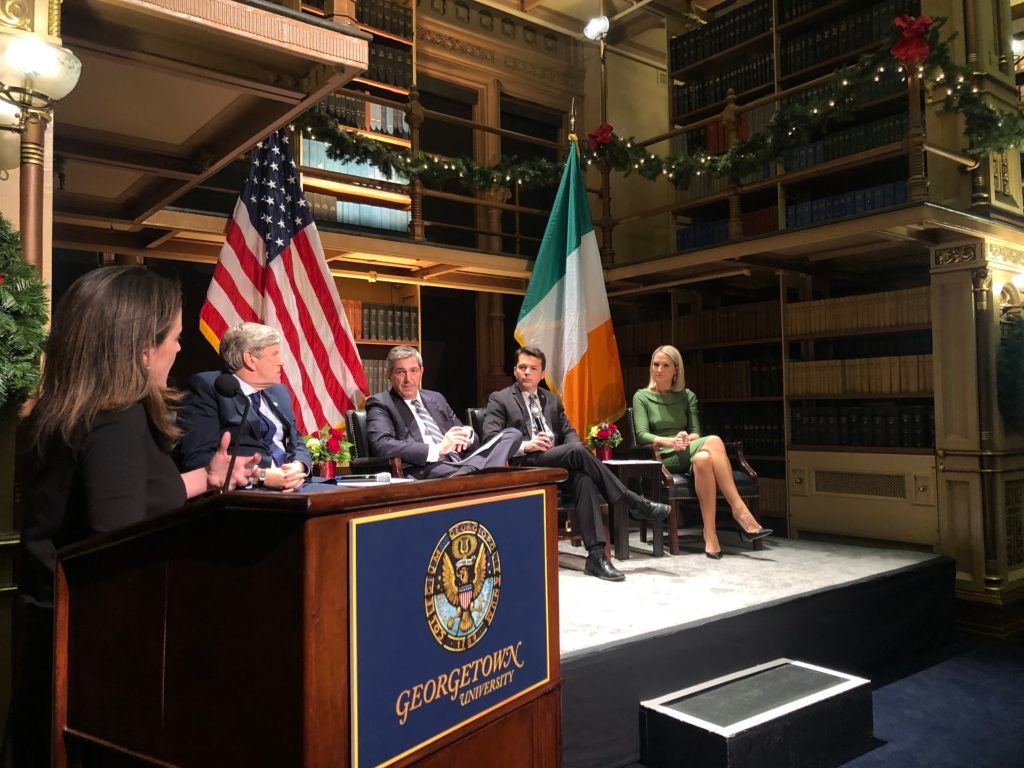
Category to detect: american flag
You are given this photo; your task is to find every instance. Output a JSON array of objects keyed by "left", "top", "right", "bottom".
[{"left": 199, "top": 129, "right": 368, "bottom": 435}]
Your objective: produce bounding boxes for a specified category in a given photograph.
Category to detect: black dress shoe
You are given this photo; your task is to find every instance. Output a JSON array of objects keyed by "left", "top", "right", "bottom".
[
  {"left": 624, "top": 491, "right": 670, "bottom": 522},
  {"left": 736, "top": 526, "right": 773, "bottom": 542},
  {"left": 705, "top": 550, "right": 722, "bottom": 560},
  {"left": 584, "top": 553, "right": 625, "bottom": 582}
]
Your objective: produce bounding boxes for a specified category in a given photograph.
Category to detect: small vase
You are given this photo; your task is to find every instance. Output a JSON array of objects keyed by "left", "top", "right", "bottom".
[
  {"left": 314, "top": 460, "right": 337, "bottom": 480},
  {"left": 596, "top": 445, "right": 613, "bottom": 461}
]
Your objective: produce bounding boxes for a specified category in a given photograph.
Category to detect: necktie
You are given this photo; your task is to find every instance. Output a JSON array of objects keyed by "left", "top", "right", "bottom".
[
  {"left": 528, "top": 394, "right": 548, "bottom": 436},
  {"left": 413, "top": 399, "right": 445, "bottom": 445},
  {"left": 250, "top": 391, "right": 287, "bottom": 467}
]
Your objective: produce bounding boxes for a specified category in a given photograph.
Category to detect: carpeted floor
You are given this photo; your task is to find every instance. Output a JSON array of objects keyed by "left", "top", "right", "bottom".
[
  {"left": 839, "top": 635, "right": 1024, "bottom": 768},
  {"left": 624, "top": 635, "right": 1024, "bottom": 768}
]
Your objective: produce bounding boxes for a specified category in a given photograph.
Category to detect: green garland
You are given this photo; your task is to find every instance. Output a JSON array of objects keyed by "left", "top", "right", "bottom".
[
  {"left": 0, "top": 213, "right": 47, "bottom": 410},
  {"left": 296, "top": 16, "right": 1024, "bottom": 195}
]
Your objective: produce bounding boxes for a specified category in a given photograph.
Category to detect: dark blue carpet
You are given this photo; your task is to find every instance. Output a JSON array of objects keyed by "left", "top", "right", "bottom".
[
  {"left": 841, "top": 637, "right": 1024, "bottom": 768},
  {"left": 627, "top": 636, "right": 1024, "bottom": 768}
]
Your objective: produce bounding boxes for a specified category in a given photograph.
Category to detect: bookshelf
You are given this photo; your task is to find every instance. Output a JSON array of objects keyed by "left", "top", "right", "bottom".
[
  {"left": 782, "top": 281, "right": 938, "bottom": 545},
  {"left": 667, "top": 0, "right": 919, "bottom": 250},
  {"left": 336, "top": 276, "right": 420, "bottom": 397},
  {"left": 299, "top": 0, "right": 414, "bottom": 235}
]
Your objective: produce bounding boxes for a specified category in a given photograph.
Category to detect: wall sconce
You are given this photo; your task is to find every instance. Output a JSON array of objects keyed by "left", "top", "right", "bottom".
[
  {"left": 583, "top": 16, "right": 609, "bottom": 41},
  {"left": 0, "top": 28, "right": 81, "bottom": 271}
]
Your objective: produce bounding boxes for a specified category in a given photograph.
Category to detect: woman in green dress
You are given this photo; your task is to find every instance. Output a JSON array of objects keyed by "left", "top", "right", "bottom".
[{"left": 632, "top": 344, "right": 771, "bottom": 559}]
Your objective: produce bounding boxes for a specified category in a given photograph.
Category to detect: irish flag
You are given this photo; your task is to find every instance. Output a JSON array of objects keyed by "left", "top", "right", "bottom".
[{"left": 515, "top": 136, "right": 626, "bottom": 433}]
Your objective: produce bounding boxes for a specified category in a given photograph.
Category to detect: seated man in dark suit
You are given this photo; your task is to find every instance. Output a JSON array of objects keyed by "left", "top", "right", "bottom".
[
  {"left": 178, "top": 322, "right": 310, "bottom": 491},
  {"left": 366, "top": 345, "right": 522, "bottom": 479},
  {"left": 483, "top": 346, "right": 670, "bottom": 582}
]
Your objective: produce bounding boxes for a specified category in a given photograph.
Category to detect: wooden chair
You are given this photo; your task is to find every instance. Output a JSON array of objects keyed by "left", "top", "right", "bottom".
[
  {"left": 623, "top": 407, "right": 762, "bottom": 554},
  {"left": 465, "top": 407, "right": 614, "bottom": 561},
  {"left": 344, "top": 409, "right": 404, "bottom": 477}
]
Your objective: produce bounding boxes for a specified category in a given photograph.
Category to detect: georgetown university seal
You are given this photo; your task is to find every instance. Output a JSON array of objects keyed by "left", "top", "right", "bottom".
[{"left": 424, "top": 520, "right": 501, "bottom": 652}]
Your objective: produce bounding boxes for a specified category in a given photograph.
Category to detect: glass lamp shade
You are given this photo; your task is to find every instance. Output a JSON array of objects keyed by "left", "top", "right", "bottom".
[
  {"left": 583, "top": 16, "right": 610, "bottom": 41},
  {"left": 0, "top": 30, "right": 81, "bottom": 106}
]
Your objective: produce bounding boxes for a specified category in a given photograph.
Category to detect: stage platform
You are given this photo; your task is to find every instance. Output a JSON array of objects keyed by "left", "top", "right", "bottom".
[{"left": 557, "top": 533, "right": 955, "bottom": 768}]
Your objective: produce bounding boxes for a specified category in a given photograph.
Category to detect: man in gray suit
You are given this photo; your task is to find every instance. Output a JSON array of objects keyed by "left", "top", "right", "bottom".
[
  {"left": 483, "top": 346, "right": 669, "bottom": 582},
  {"left": 366, "top": 346, "right": 522, "bottom": 479}
]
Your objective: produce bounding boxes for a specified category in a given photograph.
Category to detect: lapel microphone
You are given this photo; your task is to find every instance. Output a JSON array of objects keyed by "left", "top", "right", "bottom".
[{"left": 214, "top": 373, "right": 251, "bottom": 493}]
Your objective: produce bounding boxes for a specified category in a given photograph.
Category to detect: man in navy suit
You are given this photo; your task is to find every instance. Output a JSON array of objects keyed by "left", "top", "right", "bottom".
[
  {"left": 483, "top": 346, "right": 669, "bottom": 582},
  {"left": 366, "top": 346, "right": 522, "bottom": 479},
  {"left": 178, "top": 322, "right": 311, "bottom": 491}
]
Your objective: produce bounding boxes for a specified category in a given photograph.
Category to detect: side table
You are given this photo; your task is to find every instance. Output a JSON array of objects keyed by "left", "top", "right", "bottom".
[{"left": 602, "top": 459, "right": 670, "bottom": 559}]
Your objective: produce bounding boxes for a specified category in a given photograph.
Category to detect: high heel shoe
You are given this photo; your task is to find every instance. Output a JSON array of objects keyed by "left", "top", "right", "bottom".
[
  {"left": 735, "top": 525, "right": 772, "bottom": 542},
  {"left": 705, "top": 550, "right": 722, "bottom": 560}
]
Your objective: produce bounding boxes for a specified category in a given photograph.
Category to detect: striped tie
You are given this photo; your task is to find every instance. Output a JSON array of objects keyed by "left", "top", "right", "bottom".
[{"left": 413, "top": 399, "right": 445, "bottom": 445}]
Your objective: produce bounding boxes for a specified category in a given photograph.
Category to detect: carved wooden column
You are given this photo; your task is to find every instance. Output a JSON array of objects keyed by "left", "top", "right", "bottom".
[
  {"left": 722, "top": 90, "right": 742, "bottom": 239},
  {"left": 478, "top": 184, "right": 509, "bottom": 252},
  {"left": 405, "top": 87, "right": 425, "bottom": 241},
  {"left": 322, "top": 0, "right": 358, "bottom": 27},
  {"left": 905, "top": 72, "right": 928, "bottom": 201},
  {"left": 475, "top": 293, "right": 509, "bottom": 405},
  {"left": 932, "top": 239, "right": 1024, "bottom": 628}
]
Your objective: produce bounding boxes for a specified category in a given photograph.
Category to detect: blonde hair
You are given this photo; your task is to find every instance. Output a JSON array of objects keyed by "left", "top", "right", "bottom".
[{"left": 647, "top": 344, "right": 686, "bottom": 392}]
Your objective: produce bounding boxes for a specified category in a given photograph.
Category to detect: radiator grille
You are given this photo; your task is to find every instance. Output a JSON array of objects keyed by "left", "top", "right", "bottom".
[
  {"left": 814, "top": 470, "right": 906, "bottom": 499},
  {"left": 1006, "top": 480, "right": 1024, "bottom": 568}
]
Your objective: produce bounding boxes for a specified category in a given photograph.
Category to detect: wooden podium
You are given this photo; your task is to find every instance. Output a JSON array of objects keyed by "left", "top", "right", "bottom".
[{"left": 53, "top": 468, "right": 565, "bottom": 767}]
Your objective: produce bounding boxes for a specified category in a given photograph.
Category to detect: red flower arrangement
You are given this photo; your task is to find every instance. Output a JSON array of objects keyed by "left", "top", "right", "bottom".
[
  {"left": 304, "top": 424, "right": 352, "bottom": 463},
  {"left": 890, "top": 14, "right": 933, "bottom": 66},
  {"left": 587, "top": 122, "right": 615, "bottom": 152}
]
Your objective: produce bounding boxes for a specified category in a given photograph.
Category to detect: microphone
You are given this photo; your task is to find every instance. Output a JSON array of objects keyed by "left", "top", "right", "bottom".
[
  {"left": 528, "top": 396, "right": 550, "bottom": 436},
  {"left": 335, "top": 472, "right": 393, "bottom": 484},
  {"left": 214, "top": 373, "right": 251, "bottom": 493}
]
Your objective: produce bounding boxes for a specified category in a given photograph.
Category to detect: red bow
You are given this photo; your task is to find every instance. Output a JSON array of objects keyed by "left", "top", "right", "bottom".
[
  {"left": 587, "top": 123, "right": 614, "bottom": 152},
  {"left": 890, "top": 14, "right": 933, "bottom": 66}
]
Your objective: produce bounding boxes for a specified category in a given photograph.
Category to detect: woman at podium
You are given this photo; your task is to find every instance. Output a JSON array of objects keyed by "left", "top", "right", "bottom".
[{"left": 2, "top": 266, "right": 258, "bottom": 767}]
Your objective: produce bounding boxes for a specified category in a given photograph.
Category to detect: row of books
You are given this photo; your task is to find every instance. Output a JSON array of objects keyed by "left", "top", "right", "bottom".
[
  {"left": 302, "top": 137, "right": 407, "bottom": 183},
  {"left": 787, "top": 354, "right": 933, "bottom": 396},
  {"left": 683, "top": 102, "right": 776, "bottom": 155},
  {"left": 758, "top": 478, "right": 787, "bottom": 517},
  {"left": 784, "top": 113, "right": 908, "bottom": 172},
  {"left": 341, "top": 299, "right": 419, "bottom": 342},
  {"left": 318, "top": 93, "right": 410, "bottom": 139},
  {"left": 367, "top": 45, "right": 413, "bottom": 89},
  {"left": 822, "top": 333, "right": 932, "bottom": 359},
  {"left": 687, "top": 359, "right": 784, "bottom": 400},
  {"left": 785, "top": 63, "right": 906, "bottom": 110},
  {"left": 672, "top": 55, "right": 773, "bottom": 119},
  {"left": 361, "top": 359, "right": 394, "bottom": 398},
  {"left": 703, "top": 404, "right": 785, "bottom": 456},
  {"left": 784, "top": 286, "right": 930, "bottom": 336},
  {"left": 790, "top": 403, "right": 934, "bottom": 449},
  {"left": 742, "top": 205, "right": 778, "bottom": 237},
  {"left": 668, "top": 0, "right": 770, "bottom": 73},
  {"left": 677, "top": 299, "right": 782, "bottom": 347},
  {"left": 615, "top": 318, "right": 672, "bottom": 357},
  {"left": 786, "top": 180, "right": 908, "bottom": 228},
  {"left": 676, "top": 218, "right": 728, "bottom": 251},
  {"left": 306, "top": 191, "right": 412, "bottom": 233},
  {"left": 355, "top": 0, "right": 412, "bottom": 39},
  {"left": 781, "top": 0, "right": 919, "bottom": 76}
]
